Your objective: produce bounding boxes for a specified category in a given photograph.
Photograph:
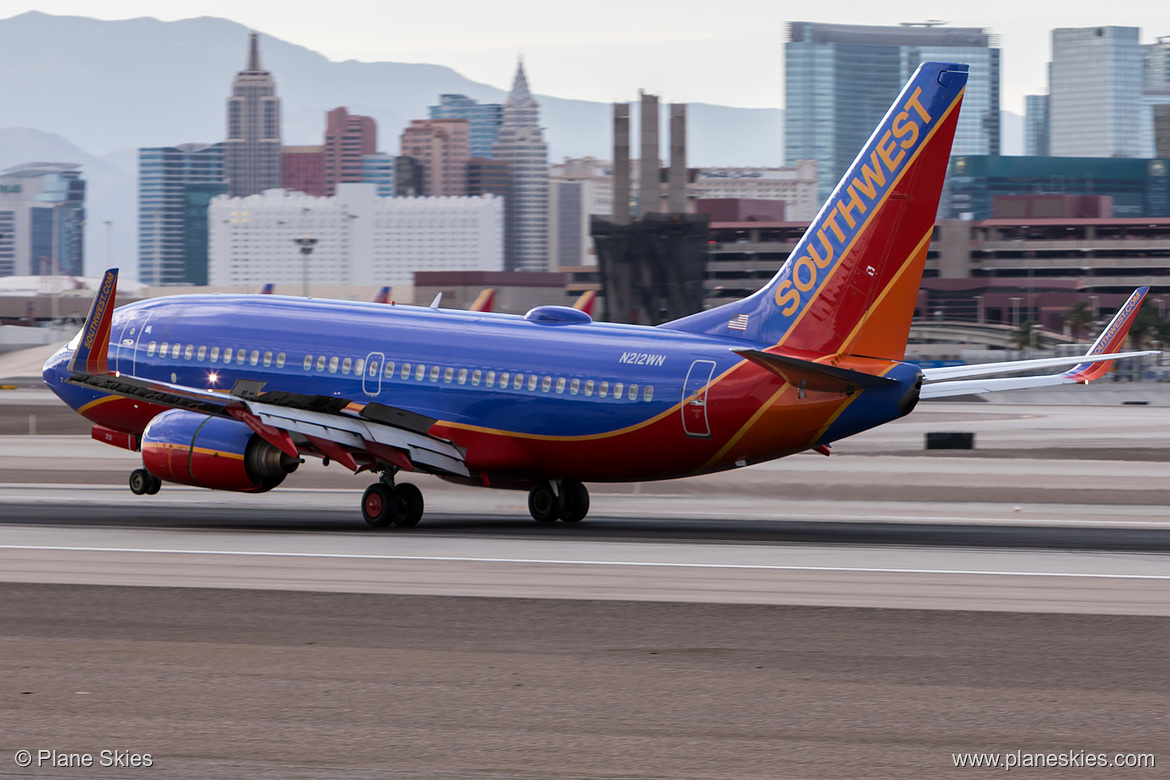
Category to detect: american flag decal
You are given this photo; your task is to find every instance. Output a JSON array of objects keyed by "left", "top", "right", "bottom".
[{"left": 728, "top": 313, "right": 750, "bottom": 331}]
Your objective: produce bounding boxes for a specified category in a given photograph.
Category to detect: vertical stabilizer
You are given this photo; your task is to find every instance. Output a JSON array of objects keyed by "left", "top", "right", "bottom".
[
  {"left": 68, "top": 268, "right": 118, "bottom": 376},
  {"left": 662, "top": 62, "right": 968, "bottom": 361}
]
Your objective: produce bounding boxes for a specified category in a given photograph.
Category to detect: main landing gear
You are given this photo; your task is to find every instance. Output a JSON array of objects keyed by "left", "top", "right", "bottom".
[
  {"left": 361, "top": 479, "right": 424, "bottom": 529},
  {"left": 128, "top": 468, "right": 161, "bottom": 495},
  {"left": 528, "top": 479, "right": 590, "bottom": 523}
]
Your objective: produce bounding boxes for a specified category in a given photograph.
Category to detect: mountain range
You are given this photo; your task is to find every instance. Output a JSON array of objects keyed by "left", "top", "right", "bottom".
[{"left": 0, "top": 11, "right": 1022, "bottom": 278}]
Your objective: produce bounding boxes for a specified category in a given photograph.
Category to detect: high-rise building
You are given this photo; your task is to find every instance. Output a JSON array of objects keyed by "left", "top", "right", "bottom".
[
  {"left": 429, "top": 94, "right": 504, "bottom": 159},
  {"left": 399, "top": 118, "right": 471, "bottom": 196},
  {"left": 467, "top": 158, "right": 509, "bottom": 197},
  {"left": 493, "top": 60, "right": 550, "bottom": 272},
  {"left": 324, "top": 107, "right": 377, "bottom": 196},
  {"left": 224, "top": 32, "right": 281, "bottom": 197},
  {"left": 1144, "top": 36, "right": 1170, "bottom": 91},
  {"left": 1049, "top": 27, "right": 1148, "bottom": 158},
  {"left": 137, "top": 143, "right": 225, "bottom": 285},
  {"left": 785, "top": 21, "right": 1000, "bottom": 201},
  {"left": 282, "top": 146, "right": 326, "bottom": 196},
  {"left": 0, "top": 163, "right": 85, "bottom": 278},
  {"left": 208, "top": 184, "right": 503, "bottom": 287},
  {"left": 361, "top": 154, "right": 396, "bottom": 197},
  {"left": 1025, "top": 95, "right": 1050, "bottom": 156}
]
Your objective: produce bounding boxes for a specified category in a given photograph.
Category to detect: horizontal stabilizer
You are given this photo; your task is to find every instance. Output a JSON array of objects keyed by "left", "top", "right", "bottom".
[
  {"left": 922, "top": 351, "right": 1158, "bottom": 383},
  {"left": 733, "top": 348, "right": 895, "bottom": 394}
]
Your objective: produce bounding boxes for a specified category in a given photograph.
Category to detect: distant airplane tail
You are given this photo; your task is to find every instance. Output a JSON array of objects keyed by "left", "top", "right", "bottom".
[
  {"left": 256, "top": 283, "right": 275, "bottom": 295},
  {"left": 469, "top": 288, "right": 496, "bottom": 313},
  {"left": 573, "top": 291, "right": 597, "bottom": 317},
  {"left": 662, "top": 61, "right": 968, "bottom": 362},
  {"left": 371, "top": 286, "right": 392, "bottom": 304}
]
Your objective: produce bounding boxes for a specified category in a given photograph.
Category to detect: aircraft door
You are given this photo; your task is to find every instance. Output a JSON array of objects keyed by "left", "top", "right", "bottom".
[
  {"left": 681, "top": 359, "right": 716, "bottom": 438},
  {"left": 115, "top": 310, "right": 153, "bottom": 376},
  {"left": 362, "top": 351, "right": 385, "bottom": 397}
]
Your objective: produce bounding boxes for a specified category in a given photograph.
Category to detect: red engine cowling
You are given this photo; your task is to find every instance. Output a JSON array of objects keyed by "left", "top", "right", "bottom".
[{"left": 141, "top": 409, "right": 299, "bottom": 493}]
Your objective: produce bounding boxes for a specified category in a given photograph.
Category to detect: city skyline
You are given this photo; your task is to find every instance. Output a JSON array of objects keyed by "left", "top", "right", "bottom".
[{"left": 5, "top": 1, "right": 1169, "bottom": 115}]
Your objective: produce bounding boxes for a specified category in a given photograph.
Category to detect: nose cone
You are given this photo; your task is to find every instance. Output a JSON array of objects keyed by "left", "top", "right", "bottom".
[{"left": 42, "top": 341, "right": 73, "bottom": 397}]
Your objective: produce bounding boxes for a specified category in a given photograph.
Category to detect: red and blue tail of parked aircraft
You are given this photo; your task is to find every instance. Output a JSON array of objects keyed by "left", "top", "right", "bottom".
[
  {"left": 41, "top": 62, "right": 1156, "bottom": 528},
  {"left": 371, "top": 286, "right": 392, "bottom": 304}
]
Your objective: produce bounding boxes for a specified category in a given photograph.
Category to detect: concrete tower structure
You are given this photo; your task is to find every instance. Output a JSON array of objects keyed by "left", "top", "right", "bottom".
[
  {"left": 638, "top": 91, "right": 660, "bottom": 216},
  {"left": 492, "top": 59, "right": 549, "bottom": 272},
  {"left": 324, "top": 107, "right": 377, "bottom": 196},
  {"left": 224, "top": 32, "right": 282, "bottom": 197}
]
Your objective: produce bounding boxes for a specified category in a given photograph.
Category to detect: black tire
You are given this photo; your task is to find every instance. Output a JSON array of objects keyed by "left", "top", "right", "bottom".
[
  {"left": 394, "top": 483, "right": 424, "bottom": 527},
  {"left": 559, "top": 480, "right": 589, "bottom": 523},
  {"left": 145, "top": 474, "right": 162, "bottom": 495},
  {"left": 362, "top": 483, "right": 396, "bottom": 528},
  {"left": 528, "top": 481, "right": 563, "bottom": 523},
  {"left": 129, "top": 468, "right": 150, "bottom": 496}
]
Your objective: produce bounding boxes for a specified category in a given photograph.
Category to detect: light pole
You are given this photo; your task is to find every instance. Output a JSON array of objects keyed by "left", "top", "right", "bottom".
[{"left": 294, "top": 236, "right": 317, "bottom": 298}]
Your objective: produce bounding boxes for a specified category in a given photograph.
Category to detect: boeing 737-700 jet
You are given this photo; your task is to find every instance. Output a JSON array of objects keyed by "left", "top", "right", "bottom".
[{"left": 43, "top": 62, "right": 1156, "bottom": 527}]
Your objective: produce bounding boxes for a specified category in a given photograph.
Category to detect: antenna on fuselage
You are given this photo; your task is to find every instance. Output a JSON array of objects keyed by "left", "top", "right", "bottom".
[{"left": 429, "top": 292, "right": 442, "bottom": 309}]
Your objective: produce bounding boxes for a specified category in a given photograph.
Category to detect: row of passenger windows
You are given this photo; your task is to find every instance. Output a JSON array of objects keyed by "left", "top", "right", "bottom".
[
  {"left": 302, "top": 354, "right": 655, "bottom": 402},
  {"left": 143, "top": 341, "right": 654, "bottom": 402}
]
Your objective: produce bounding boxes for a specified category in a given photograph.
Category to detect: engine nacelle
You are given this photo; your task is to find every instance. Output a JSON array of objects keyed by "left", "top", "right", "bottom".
[{"left": 141, "top": 409, "right": 299, "bottom": 493}]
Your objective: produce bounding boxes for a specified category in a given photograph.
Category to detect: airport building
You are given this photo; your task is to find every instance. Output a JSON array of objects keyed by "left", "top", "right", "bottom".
[
  {"left": 785, "top": 21, "right": 1000, "bottom": 201},
  {"left": 207, "top": 184, "right": 503, "bottom": 288},
  {"left": 428, "top": 94, "right": 504, "bottom": 160},
  {"left": 493, "top": 60, "right": 550, "bottom": 272},
  {"left": 0, "top": 163, "right": 86, "bottom": 279},
  {"left": 946, "top": 155, "right": 1170, "bottom": 219},
  {"left": 137, "top": 143, "right": 227, "bottom": 285},
  {"left": 690, "top": 164, "right": 819, "bottom": 221},
  {"left": 224, "top": 33, "right": 282, "bottom": 197}
]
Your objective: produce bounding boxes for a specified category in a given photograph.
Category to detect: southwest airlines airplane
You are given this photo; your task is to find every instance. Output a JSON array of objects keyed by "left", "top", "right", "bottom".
[{"left": 43, "top": 62, "right": 1155, "bottom": 528}]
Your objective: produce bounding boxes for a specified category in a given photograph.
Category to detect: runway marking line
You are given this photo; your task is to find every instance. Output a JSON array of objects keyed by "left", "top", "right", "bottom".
[{"left": 1, "top": 544, "right": 1169, "bottom": 580}]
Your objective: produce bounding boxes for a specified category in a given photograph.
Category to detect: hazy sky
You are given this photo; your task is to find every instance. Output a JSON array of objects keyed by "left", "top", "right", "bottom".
[{"left": 8, "top": 1, "right": 1170, "bottom": 113}]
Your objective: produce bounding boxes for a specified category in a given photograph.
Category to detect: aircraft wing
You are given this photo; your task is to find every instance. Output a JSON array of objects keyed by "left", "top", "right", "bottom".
[
  {"left": 919, "top": 287, "right": 1156, "bottom": 399},
  {"left": 67, "top": 270, "right": 469, "bottom": 478}
]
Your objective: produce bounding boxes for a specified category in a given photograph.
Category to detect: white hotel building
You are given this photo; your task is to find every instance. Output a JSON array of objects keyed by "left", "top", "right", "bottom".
[{"left": 209, "top": 183, "right": 503, "bottom": 287}]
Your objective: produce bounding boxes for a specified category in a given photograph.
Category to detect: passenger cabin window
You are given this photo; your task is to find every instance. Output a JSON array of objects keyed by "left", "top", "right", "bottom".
[
  {"left": 522, "top": 375, "right": 532, "bottom": 391},
  {"left": 556, "top": 377, "right": 566, "bottom": 394},
  {"left": 342, "top": 358, "right": 352, "bottom": 375},
  {"left": 599, "top": 381, "right": 609, "bottom": 398},
  {"left": 457, "top": 368, "right": 468, "bottom": 385},
  {"left": 250, "top": 350, "right": 260, "bottom": 366},
  {"left": 584, "top": 380, "right": 594, "bottom": 396},
  {"left": 354, "top": 358, "right": 364, "bottom": 376},
  {"left": 159, "top": 342, "right": 168, "bottom": 357},
  {"left": 276, "top": 353, "right": 286, "bottom": 368},
  {"left": 147, "top": 342, "right": 157, "bottom": 357},
  {"left": 303, "top": 355, "right": 313, "bottom": 371},
  {"left": 614, "top": 382, "right": 624, "bottom": 399},
  {"left": 444, "top": 367, "right": 454, "bottom": 383},
  {"left": 384, "top": 361, "right": 395, "bottom": 379},
  {"left": 429, "top": 366, "right": 440, "bottom": 382},
  {"left": 401, "top": 363, "right": 411, "bottom": 379},
  {"left": 172, "top": 344, "right": 181, "bottom": 359},
  {"left": 197, "top": 346, "right": 206, "bottom": 361},
  {"left": 541, "top": 376, "right": 551, "bottom": 392},
  {"left": 472, "top": 370, "right": 482, "bottom": 386},
  {"left": 222, "top": 347, "right": 231, "bottom": 364},
  {"left": 570, "top": 378, "right": 580, "bottom": 395},
  {"left": 236, "top": 350, "right": 245, "bottom": 365},
  {"left": 328, "top": 356, "right": 339, "bottom": 373},
  {"left": 415, "top": 365, "right": 425, "bottom": 381},
  {"left": 643, "top": 385, "right": 654, "bottom": 402},
  {"left": 316, "top": 355, "right": 327, "bottom": 372},
  {"left": 628, "top": 384, "right": 638, "bottom": 401},
  {"left": 497, "top": 372, "right": 507, "bottom": 388},
  {"left": 210, "top": 347, "right": 220, "bottom": 363},
  {"left": 184, "top": 345, "right": 194, "bottom": 360},
  {"left": 263, "top": 351, "right": 273, "bottom": 367}
]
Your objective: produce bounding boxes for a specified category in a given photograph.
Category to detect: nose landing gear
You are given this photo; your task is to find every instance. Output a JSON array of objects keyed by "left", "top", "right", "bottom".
[{"left": 528, "top": 479, "right": 590, "bottom": 523}]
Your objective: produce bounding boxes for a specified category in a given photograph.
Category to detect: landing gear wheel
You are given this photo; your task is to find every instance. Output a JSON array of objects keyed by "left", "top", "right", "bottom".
[
  {"left": 129, "top": 468, "right": 151, "bottom": 496},
  {"left": 528, "top": 481, "right": 563, "bottom": 523},
  {"left": 393, "top": 483, "right": 424, "bottom": 527},
  {"left": 559, "top": 480, "right": 589, "bottom": 523},
  {"left": 362, "top": 483, "right": 396, "bottom": 528},
  {"left": 145, "top": 474, "right": 162, "bottom": 495}
]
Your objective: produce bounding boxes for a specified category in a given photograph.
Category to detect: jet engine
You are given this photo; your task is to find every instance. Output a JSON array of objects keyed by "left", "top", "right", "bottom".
[{"left": 141, "top": 409, "right": 299, "bottom": 493}]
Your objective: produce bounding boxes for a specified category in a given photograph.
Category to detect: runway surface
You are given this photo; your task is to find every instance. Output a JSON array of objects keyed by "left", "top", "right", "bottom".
[{"left": 1, "top": 399, "right": 1168, "bottom": 776}]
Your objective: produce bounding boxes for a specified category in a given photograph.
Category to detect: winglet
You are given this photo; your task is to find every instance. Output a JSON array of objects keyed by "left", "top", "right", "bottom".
[
  {"left": 1063, "top": 287, "right": 1149, "bottom": 383},
  {"left": 68, "top": 268, "right": 118, "bottom": 376},
  {"left": 469, "top": 288, "right": 496, "bottom": 313}
]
